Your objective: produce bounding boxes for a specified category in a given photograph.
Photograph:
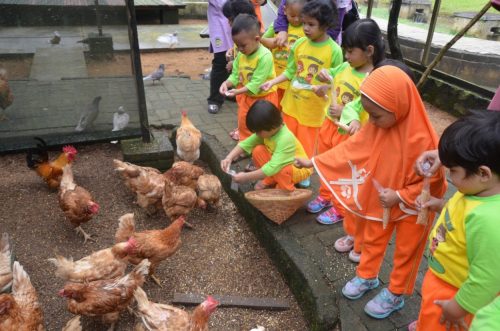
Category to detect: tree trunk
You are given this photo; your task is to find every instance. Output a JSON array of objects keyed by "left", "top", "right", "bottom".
[{"left": 387, "top": 0, "right": 403, "bottom": 61}]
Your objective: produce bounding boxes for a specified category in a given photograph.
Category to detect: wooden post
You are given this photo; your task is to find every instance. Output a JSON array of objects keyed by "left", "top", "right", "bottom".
[
  {"left": 421, "top": 0, "right": 442, "bottom": 65},
  {"left": 388, "top": 0, "right": 403, "bottom": 61},
  {"left": 367, "top": 0, "right": 375, "bottom": 18}
]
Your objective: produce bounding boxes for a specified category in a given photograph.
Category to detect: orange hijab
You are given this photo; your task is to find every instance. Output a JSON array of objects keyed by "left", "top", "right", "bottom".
[{"left": 312, "top": 66, "right": 447, "bottom": 222}]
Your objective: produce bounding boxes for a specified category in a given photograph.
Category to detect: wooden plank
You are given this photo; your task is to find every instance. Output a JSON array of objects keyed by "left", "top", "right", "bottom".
[{"left": 172, "top": 293, "right": 290, "bottom": 311}]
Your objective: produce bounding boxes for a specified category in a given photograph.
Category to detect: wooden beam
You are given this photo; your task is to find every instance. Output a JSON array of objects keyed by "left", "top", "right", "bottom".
[{"left": 172, "top": 293, "right": 290, "bottom": 311}]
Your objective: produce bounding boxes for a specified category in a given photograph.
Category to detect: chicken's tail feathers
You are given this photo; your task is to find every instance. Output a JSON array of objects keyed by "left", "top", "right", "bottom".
[
  {"left": 132, "top": 259, "right": 150, "bottom": 284},
  {"left": 48, "top": 255, "right": 74, "bottom": 280},
  {"left": 60, "top": 165, "right": 76, "bottom": 192},
  {"left": 133, "top": 286, "right": 150, "bottom": 310},
  {"left": 0, "top": 233, "right": 13, "bottom": 292},
  {"left": 62, "top": 315, "right": 82, "bottom": 331},
  {"left": 26, "top": 137, "right": 49, "bottom": 168},
  {"left": 11, "top": 261, "right": 35, "bottom": 295},
  {"left": 115, "top": 213, "right": 136, "bottom": 243},
  {"left": 113, "top": 159, "right": 141, "bottom": 177}
]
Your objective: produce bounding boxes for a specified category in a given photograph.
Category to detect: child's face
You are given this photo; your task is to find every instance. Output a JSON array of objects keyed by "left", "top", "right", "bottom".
[
  {"left": 286, "top": 3, "right": 303, "bottom": 27},
  {"left": 448, "top": 166, "right": 497, "bottom": 196},
  {"left": 361, "top": 95, "right": 396, "bottom": 129},
  {"left": 256, "top": 126, "right": 281, "bottom": 139},
  {"left": 232, "top": 30, "right": 260, "bottom": 56},
  {"left": 345, "top": 46, "right": 373, "bottom": 69},
  {"left": 302, "top": 15, "right": 326, "bottom": 42}
]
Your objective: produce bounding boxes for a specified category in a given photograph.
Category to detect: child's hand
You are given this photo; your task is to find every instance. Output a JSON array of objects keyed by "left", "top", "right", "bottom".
[
  {"left": 416, "top": 195, "right": 445, "bottom": 213},
  {"left": 276, "top": 31, "right": 288, "bottom": 47},
  {"left": 219, "top": 82, "right": 229, "bottom": 95},
  {"left": 434, "top": 299, "right": 469, "bottom": 331},
  {"left": 312, "top": 85, "right": 329, "bottom": 98},
  {"left": 225, "top": 48, "right": 234, "bottom": 61},
  {"left": 379, "top": 188, "right": 400, "bottom": 208},
  {"left": 260, "top": 81, "right": 274, "bottom": 91},
  {"left": 415, "top": 149, "right": 441, "bottom": 177},
  {"left": 225, "top": 89, "right": 237, "bottom": 97},
  {"left": 317, "top": 69, "right": 333, "bottom": 83},
  {"left": 328, "top": 104, "right": 344, "bottom": 118},
  {"left": 226, "top": 60, "right": 233, "bottom": 73},
  {"left": 294, "top": 157, "right": 313, "bottom": 169},
  {"left": 221, "top": 158, "right": 232, "bottom": 173},
  {"left": 232, "top": 172, "right": 248, "bottom": 183},
  {"left": 347, "top": 120, "right": 361, "bottom": 135}
]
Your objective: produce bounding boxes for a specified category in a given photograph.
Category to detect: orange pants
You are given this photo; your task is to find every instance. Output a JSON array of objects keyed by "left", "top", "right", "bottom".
[
  {"left": 343, "top": 213, "right": 365, "bottom": 253},
  {"left": 416, "top": 271, "right": 473, "bottom": 331},
  {"left": 236, "top": 92, "right": 279, "bottom": 141},
  {"left": 282, "top": 113, "right": 320, "bottom": 158},
  {"left": 252, "top": 145, "right": 309, "bottom": 191},
  {"left": 357, "top": 215, "right": 431, "bottom": 295}
]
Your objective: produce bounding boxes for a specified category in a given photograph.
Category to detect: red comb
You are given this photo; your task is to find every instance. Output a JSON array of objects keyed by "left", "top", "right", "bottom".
[
  {"left": 62, "top": 145, "right": 77, "bottom": 155},
  {"left": 181, "top": 110, "right": 187, "bottom": 117},
  {"left": 206, "top": 295, "right": 219, "bottom": 306}
]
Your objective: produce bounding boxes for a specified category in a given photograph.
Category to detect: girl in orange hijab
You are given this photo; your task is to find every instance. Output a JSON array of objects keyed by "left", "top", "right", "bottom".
[{"left": 296, "top": 66, "right": 447, "bottom": 318}]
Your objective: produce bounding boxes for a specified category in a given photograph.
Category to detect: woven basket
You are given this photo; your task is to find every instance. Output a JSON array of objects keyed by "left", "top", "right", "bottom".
[{"left": 245, "top": 189, "right": 312, "bottom": 224}]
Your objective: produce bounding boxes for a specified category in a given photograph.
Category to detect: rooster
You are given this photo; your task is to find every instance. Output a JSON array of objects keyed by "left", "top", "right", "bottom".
[
  {"left": 134, "top": 287, "right": 219, "bottom": 331},
  {"left": 58, "top": 165, "right": 100, "bottom": 243},
  {"left": 26, "top": 138, "right": 77, "bottom": 189},
  {"left": 58, "top": 259, "right": 150, "bottom": 331},
  {"left": 115, "top": 213, "right": 184, "bottom": 287},
  {"left": 196, "top": 174, "right": 222, "bottom": 210},
  {"left": 176, "top": 111, "right": 202, "bottom": 163},
  {"left": 0, "top": 233, "right": 13, "bottom": 294},
  {"left": 48, "top": 241, "right": 134, "bottom": 283},
  {"left": 0, "top": 262, "right": 45, "bottom": 331},
  {"left": 163, "top": 161, "right": 204, "bottom": 190}
]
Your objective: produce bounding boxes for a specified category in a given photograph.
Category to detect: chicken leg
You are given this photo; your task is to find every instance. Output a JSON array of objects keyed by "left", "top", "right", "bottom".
[{"left": 75, "top": 226, "right": 95, "bottom": 243}]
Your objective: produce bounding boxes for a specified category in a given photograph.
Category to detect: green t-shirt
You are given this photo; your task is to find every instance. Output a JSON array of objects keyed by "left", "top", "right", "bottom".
[{"left": 470, "top": 296, "right": 500, "bottom": 331}]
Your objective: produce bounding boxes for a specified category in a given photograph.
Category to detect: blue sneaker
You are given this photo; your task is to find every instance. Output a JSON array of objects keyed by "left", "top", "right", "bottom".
[
  {"left": 342, "top": 276, "right": 379, "bottom": 300},
  {"left": 307, "top": 196, "right": 332, "bottom": 213},
  {"left": 364, "top": 288, "right": 405, "bottom": 319},
  {"left": 297, "top": 177, "right": 311, "bottom": 188},
  {"left": 316, "top": 206, "right": 343, "bottom": 225}
]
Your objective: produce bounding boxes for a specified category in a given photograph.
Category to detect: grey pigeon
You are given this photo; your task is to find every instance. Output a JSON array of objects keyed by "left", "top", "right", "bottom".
[
  {"left": 112, "top": 106, "right": 129, "bottom": 132},
  {"left": 143, "top": 64, "right": 165, "bottom": 84},
  {"left": 75, "top": 96, "right": 102, "bottom": 132},
  {"left": 48, "top": 31, "right": 61, "bottom": 45}
]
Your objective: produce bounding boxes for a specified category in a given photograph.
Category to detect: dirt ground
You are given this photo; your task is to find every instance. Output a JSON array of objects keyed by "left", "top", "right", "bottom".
[{"left": 0, "top": 143, "right": 308, "bottom": 331}]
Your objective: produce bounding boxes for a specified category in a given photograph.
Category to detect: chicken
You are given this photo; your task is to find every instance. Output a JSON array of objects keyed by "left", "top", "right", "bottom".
[
  {"left": 58, "top": 165, "right": 100, "bottom": 243},
  {"left": 196, "top": 174, "right": 222, "bottom": 210},
  {"left": 0, "top": 69, "right": 14, "bottom": 121},
  {"left": 48, "top": 242, "right": 134, "bottom": 283},
  {"left": 134, "top": 287, "right": 219, "bottom": 331},
  {"left": 26, "top": 138, "right": 78, "bottom": 189},
  {"left": 113, "top": 159, "right": 165, "bottom": 212},
  {"left": 163, "top": 161, "right": 205, "bottom": 189},
  {"left": 115, "top": 213, "right": 184, "bottom": 287},
  {"left": 0, "top": 234, "right": 13, "bottom": 293},
  {"left": 162, "top": 180, "right": 197, "bottom": 226},
  {"left": 62, "top": 316, "right": 81, "bottom": 331},
  {"left": 0, "top": 261, "right": 45, "bottom": 331},
  {"left": 75, "top": 96, "right": 101, "bottom": 132},
  {"left": 176, "top": 111, "right": 202, "bottom": 163},
  {"left": 58, "top": 260, "right": 150, "bottom": 331}
]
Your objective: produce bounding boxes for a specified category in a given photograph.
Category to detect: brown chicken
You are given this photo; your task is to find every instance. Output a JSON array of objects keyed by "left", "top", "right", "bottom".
[
  {"left": 134, "top": 287, "right": 219, "bottom": 331},
  {"left": 196, "top": 174, "right": 222, "bottom": 210},
  {"left": 0, "top": 233, "right": 13, "bottom": 293},
  {"left": 176, "top": 111, "right": 202, "bottom": 163},
  {"left": 162, "top": 180, "right": 198, "bottom": 225},
  {"left": 163, "top": 161, "right": 205, "bottom": 190},
  {"left": 26, "top": 138, "right": 78, "bottom": 189},
  {"left": 115, "top": 213, "right": 184, "bottom": 287},
  {"left": 0, "top": 69, "right": 14, "bottom": 121},
  {"left": 0, "top": 261, "right": 45, "bottom": 331},
  {"left": 48, "top": 242, "right": 134, "bottom": 283},
  {"left": 62, "top": 315, "right": 82, "bottom": 331},
  {"left": 58, "top": 259, "right": 150, "bottom": 331},
  {"left": 113, "top": 159, "right": 165, "bottom": 212},
  {"left": 58, "top": 165, "right": 100, "bottom": 243}
]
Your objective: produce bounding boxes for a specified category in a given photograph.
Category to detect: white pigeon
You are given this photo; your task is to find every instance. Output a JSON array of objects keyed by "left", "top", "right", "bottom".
[
  {"left": 112, "top": 106, "right": 129, "bottom": 132},
  {"left": 75, "top": 96, "right": 101, "bottom": 132},
  {"left": 157, "top": 31, "right": 179, "bottom": 48},
  {"left": 250, "top": 326, "right": 266, "bottom": 331}
]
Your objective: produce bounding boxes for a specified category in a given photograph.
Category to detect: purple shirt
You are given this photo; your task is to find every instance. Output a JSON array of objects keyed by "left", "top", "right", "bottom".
[{"left": 208, "top": 0, "right": 233, "bottom": 53}]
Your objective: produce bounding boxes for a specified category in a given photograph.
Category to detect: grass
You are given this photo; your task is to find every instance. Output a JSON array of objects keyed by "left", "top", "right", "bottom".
[{"left": 375, "top": 0, "right": 497, "bottom": 15}]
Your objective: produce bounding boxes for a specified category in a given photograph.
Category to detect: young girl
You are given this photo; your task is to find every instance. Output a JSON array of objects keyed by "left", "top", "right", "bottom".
[
  {"left": 295, "top": 66, "right": 447, "bottom": 319},
  {"left": 261, "top": 0, "right": 306, "bottom": 105},
  {"left": 308, "top": 19, "right": 385, "bottom": 233},
  {"left": 261, "top": 0, "right": 343, "bottom": 187}
]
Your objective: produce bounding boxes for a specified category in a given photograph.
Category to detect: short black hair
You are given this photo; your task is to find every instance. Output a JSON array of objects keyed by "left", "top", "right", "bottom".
[
  {"left": 246, "top": 100, "right": 283, "bottom": 132},
  {"left": 438, "top": 110, "right": 500, "bottom": 176},
  {"left": 223, "top": 0, "right": 256, "bottom": 22},
  {"left": 343, "top": 18, "right": 386, "bottom": 67},
  {"left": 301, "top": 0, "right": 338, "bottom": 30},
  {"left": 374, "top": 59, "right": 415, "bottom": 82},
  {"left": 232, "top": 13, "right": 260, "bottom": 36}
]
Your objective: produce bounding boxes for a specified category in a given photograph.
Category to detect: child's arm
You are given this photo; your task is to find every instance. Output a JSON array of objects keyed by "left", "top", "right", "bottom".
[
  {"left": 261, "top": 42, "right": 299, "bottom": 91},
  {"left": 339, "top": 97, "right": 363, "bottom": 135},
  {"left": 261, "top": 25, "right": 278, "bottom": 50},
  {"left": 273, "top": 0, "right": 289, "bottom": 47},
  {"left": 221, "top": 145, "right": 245, "bottom": 172},
  {"left": 415, "top": 195, "right": 446, "bottom": 213},
  {"left": 260, "top": 73, "right": 288, "bottom": 91},
  {"left": 230, "top": 53, "right": 275, "bottom": 96},
  {"left": 220, "top": 53, "right": 240, "bottom": 95}
]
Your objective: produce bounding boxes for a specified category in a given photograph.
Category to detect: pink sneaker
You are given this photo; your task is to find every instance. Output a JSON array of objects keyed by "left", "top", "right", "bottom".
[
  {"left": 307, "top": 195, "right": 332, "bottom": 213},
  {"left": 334, "top": 235, "right": 354, "bottom": 253},
  {"left": 408, "top": 321, "right": 417, "bottom": 331},
  {"left": 316, "top": 206, "right": 343, "bottom": 225},
  {"left": 348, "top": 250, "right": 361, "bottom": 263}
]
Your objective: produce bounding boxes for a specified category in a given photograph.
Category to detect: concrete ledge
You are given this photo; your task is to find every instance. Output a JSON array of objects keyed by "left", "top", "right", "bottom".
[{"left": 121, "top": 130, "right": 174, "bottom": 171}]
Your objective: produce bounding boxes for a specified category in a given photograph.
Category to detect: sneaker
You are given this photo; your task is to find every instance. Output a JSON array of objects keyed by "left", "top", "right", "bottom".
[
  {"left": 316, "top": 206, "right": 343, "bottom": 225},
  {"left": 407, "top": 321, "right": 417, "bottom": 331},
  {"left": 364, "top": 288, "right": 405, "bottom": 319},
  {"left": 334, "top": 235, "right": 354, "bottom": 252},
  {"left": 208, "top": 104, "right": 220, "bottom": 114},
  {"left": 297, "top": 177, "right": 311, "bottom": 188},
  {"left": 348, "top": 250, "right": 361, "bottom": 263},
  {"left": 342, "top": 276, "right": 380, "bottom": 300},
  {"left": 307, "top": 196, "right": 332, "bottom": 213}
]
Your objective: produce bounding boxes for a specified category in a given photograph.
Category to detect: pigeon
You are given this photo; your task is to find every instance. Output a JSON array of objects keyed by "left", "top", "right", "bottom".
[
  {"left": 48, "top": 31, "right": 61, "bottom": 45},
  {"left": 75, "top": 96, "right": 102, "bottom": 132},
  {"left": 157, "top": 32, "right": 179, "bottom": 48},
  {"left": 143, "top": 64, "right": 165, "bottom": 84},
  {"left": 112, "top": 106, "right": 129, "bottom": 132},
  {"left": 250, "top": 326, "right": 266, "bottom": 331}
]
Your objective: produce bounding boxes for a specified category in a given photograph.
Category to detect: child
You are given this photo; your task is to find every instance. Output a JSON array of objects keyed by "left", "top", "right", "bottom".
[
  {"left": 295, "top": 66, "right": 447, "bottom": 318},
  {"left": 261, "top": 0, "right": 306, "bottom": 105},
  {"left": 219, "top": 14, "right": 279, "bottom": 142},
  {"left": 307, "top": 18, "right": 385, "bottom": 231},
  {"left": 221, "top": 100, "right": 312, "bottom": 190},
  {"left": 410, "top": 110, "right": 500, "bottom": 331},
  {"left": 261, "top": 0, "right": 343, "bottom": 173}
]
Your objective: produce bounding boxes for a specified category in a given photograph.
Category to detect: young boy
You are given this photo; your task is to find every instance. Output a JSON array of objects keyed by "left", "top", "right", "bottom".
[
  {"left": 412, "top": 110, "right": 500, "bottom": 330},
  {"left": 219, "top": 14, "right": 279, "bottom": 142},
  {"left": 221, "top": 100, "right": 312, "bottom": 190}
]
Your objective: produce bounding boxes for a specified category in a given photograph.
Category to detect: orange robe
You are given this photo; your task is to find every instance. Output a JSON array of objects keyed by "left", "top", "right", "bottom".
[{"left": 312, "top": 66, "right": 447, "bottom": 295}]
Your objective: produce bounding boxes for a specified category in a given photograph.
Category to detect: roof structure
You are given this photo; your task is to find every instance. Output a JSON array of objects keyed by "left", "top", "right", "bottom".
[{"left": 0, "top": 0, "right": 184, "bottom": 7}]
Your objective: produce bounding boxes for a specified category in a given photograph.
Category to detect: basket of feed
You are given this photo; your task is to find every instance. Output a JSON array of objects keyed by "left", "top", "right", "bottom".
[{"left": 245, "top": 189, "right": 313, "bottom": 224}]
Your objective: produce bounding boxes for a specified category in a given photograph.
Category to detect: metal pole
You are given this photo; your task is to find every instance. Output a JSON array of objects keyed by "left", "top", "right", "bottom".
[
  {"left": 366, "top": 0, "right": 374, "bottom": 18},
  {"left": 95, "top": 0, "right": 103, "bottom": 36},
  {"left": 421, "top": 0, "right": 441, "bottom": 65}
]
